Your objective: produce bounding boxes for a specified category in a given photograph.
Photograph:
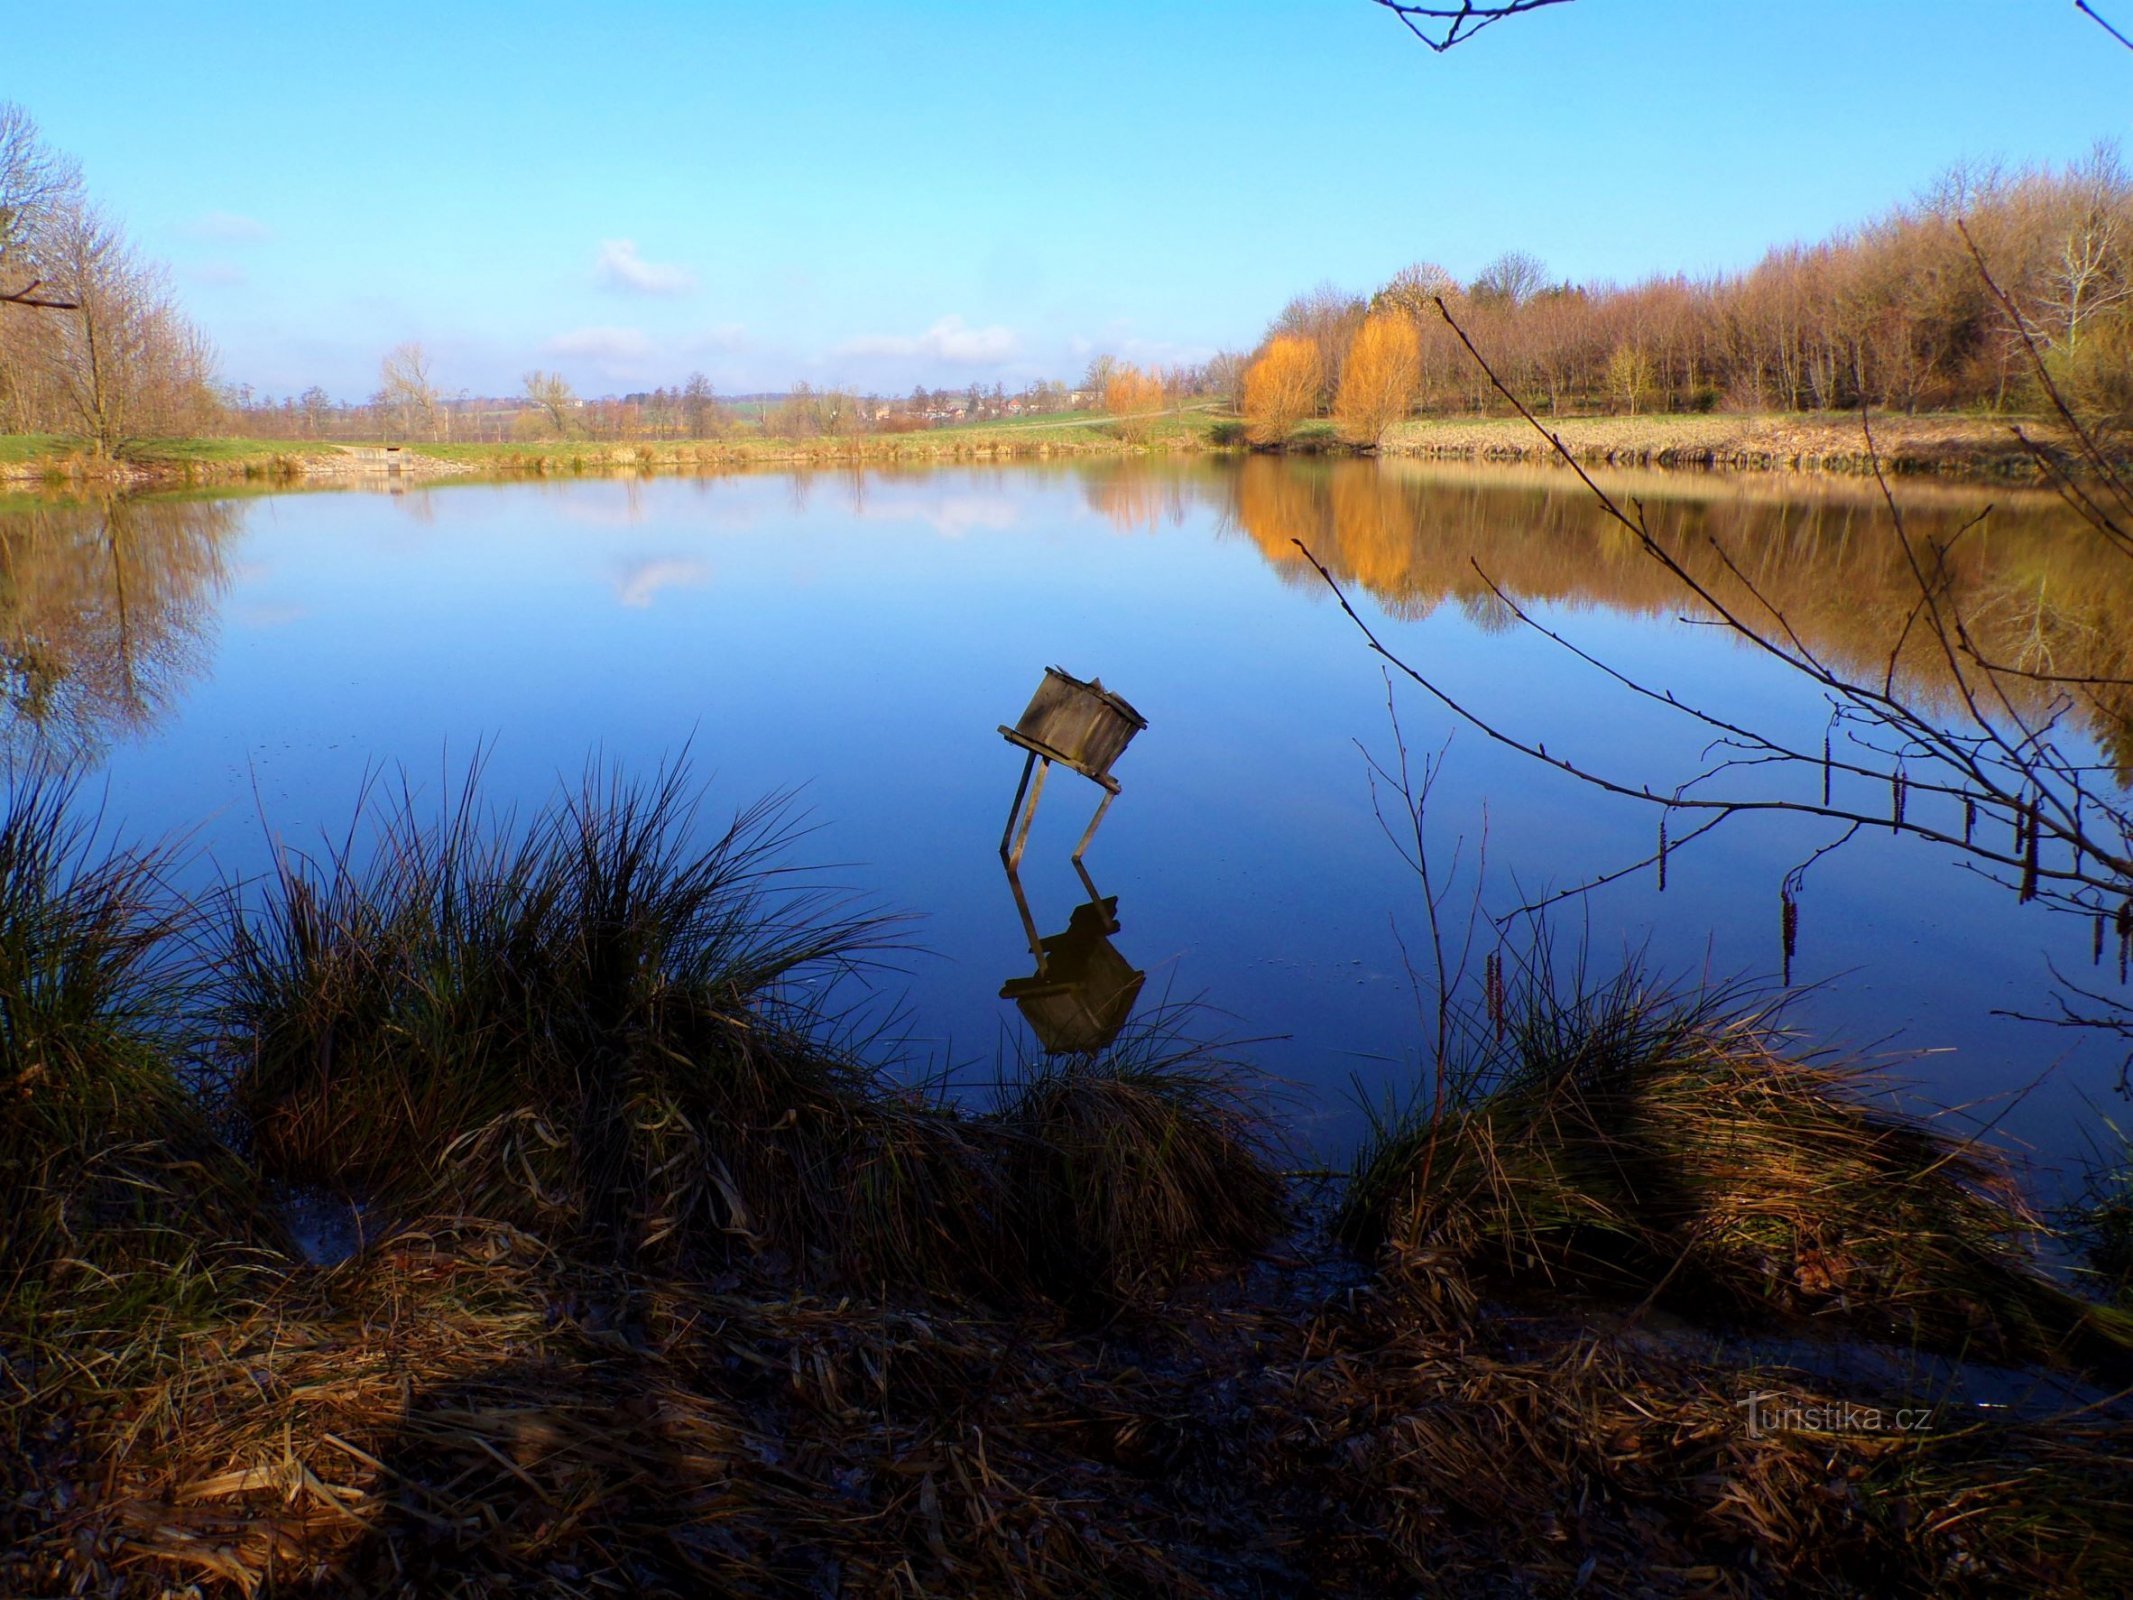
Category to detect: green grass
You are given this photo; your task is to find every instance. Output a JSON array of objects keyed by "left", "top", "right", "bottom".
[
  {"left": 0, "top": 433, "right": 74, "bottom": 465},
  {"left": 2, "top": 414, "right": 1240, "bottom": 487},
  {"left": 121, "top": 436, "right": 308, "bottom": 464}
]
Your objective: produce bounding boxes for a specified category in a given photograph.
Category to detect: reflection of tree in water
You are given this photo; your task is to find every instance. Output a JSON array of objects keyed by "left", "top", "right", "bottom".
[
  {"left": 0, "top": 496, "right": 235, "bottom": 757},
  {"left": 1079, "top": 465, "right": 1191, "bottom": 535},
  {"left": 1207, "top": 456, "right": 2133, "bottom": 780}
]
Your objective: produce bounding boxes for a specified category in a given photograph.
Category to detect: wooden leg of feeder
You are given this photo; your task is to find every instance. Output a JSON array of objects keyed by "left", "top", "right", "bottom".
[
  {"left": 1071, "top": 853, "right": 1101, "bottom": 906},
  {"left": 1002, "top": 857, "right": 1044, "bottom": 969},
  {"left": 999, "top": 750, "right": 1038, "bottom": 859},
  {"left": 1070, "top": 789, "right": 1116, "bottom": 861},
  {"left": 1008, "top": 759, "right": 1049, "bottom": 869}
]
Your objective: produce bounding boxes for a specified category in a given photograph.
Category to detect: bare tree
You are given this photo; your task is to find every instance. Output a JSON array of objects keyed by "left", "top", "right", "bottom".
[
  {"left": 2040, "top": 142, "right": 2132, "bottom": 353},
  {"left": 521, "top": 369, "right": 577, "bottom": 438},
  {"left": 681, "top": 371, "right": 719, "bottom": 439},
  {"left": 379, "top": 341, "right": 444, "bottom": 441},
  {"left": 43, "top": 200, "right": 216, "bottom": 454},
  {"left": 0, "top": 101, "right": 81, "bottom": 308},
  {"left": 1468, "top": 251, "right": 1548, "bottom": 310}
]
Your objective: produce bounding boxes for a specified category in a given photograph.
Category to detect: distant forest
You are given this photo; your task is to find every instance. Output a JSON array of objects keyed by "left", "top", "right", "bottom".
[{"left": 1237, "top": 148, "right": 2133, "bottom": 444}]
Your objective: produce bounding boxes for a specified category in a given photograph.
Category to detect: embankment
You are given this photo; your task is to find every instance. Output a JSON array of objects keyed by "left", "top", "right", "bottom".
[
  {"left": 1379, "top": 410, "right": 2086, "bottom": 479},
  {"left": 0, "top": 409, "right": 2102, "bottom": 493}
]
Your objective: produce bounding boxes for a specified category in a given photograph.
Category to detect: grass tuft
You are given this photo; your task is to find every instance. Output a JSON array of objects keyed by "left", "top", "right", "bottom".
[
  {"left": 998, "top": 1010, "right": 1288, "bottom": 1306},
  {"left": 0, "top": 766, "right": 271, "bottom": 1294},
  {"left": 2065, "top": 1114, "right": 2133, "bottom": 1306},
  {"left": 1339, "top": 960, "right": 2133, "bottom": 1373},
  {"left": 222, "top": 758, "right": 923, "bottom": 1277}
]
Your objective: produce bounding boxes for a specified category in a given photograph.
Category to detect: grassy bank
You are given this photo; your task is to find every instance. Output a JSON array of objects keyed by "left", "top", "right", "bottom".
[
  {"left": 0, "top": 411, "right": 1231, "bottom": 492},
  {"left": 0, "top": 407, "right": 2092, "bottom": 494},
  {"left": 1379, "top": 410, "right": 2084, "bottom": 478},
  {"left": 4, "top": 765, "right": 2131, "bottom": 1597}
]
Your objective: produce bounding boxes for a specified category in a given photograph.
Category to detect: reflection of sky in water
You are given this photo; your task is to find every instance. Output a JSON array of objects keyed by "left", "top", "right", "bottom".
[{"left": 9, "top": 463, "right": 2126, "bottom": 1190}]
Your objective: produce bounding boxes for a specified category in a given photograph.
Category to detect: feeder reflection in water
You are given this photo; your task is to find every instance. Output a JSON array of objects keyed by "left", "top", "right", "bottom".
[{"left": 999, "top": 856, "right": 1146, "bottom": 1056}]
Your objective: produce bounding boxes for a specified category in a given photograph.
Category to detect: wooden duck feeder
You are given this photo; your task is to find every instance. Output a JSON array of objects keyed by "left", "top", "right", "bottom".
[{"left": 998, "top": 666, "right": 1147, "bottom": 866}]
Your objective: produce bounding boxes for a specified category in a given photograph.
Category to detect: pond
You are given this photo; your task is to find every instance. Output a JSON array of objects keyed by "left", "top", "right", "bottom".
[{"left": 5, "top": 457, "right": 2124, "bottom": 1189}]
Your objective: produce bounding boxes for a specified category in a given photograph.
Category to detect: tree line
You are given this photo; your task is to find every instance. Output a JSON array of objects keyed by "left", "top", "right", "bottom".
[
  {"left": 225, "top": 359, "right": 1227, "bottom": 446},
  {"left": 0, "top": 105, "right": 220, "bottom": 453},
  {"left": 1238, "top": 146, "right": 2133, "bottom": 446}
]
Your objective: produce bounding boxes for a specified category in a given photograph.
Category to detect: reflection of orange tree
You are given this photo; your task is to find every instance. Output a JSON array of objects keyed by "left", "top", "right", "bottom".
[
  {"left": 0, "top": 496, "right": 235, "bottom": 755},
  {"left": 1226, "top": 455, "right": 2133, "bottom": 766},
  {"left": 1080, "top": 464, "right": 1189, "bottom": 535}
]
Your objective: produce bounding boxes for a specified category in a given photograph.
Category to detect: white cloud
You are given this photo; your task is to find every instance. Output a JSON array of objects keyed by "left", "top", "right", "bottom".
[
  {"left": 186, "top": 210, "right": 272, "bottom": 243},
  {"left": 837, "top": 315, "right": 1020, "bottom": 365},
  {"left": 595, "top": 239, "right": 698, "bottom": 296},
  {"left": 615, "top": 557, "right": 711, "bottom": 609},
  {"left": 856, "top": 492, "right": 1023, "bottom": 539},
  {"left": 684, "top": 323, "right": 748, "bottom": 353},
  {"left": 544, "top": 325, "right": 656, "bottom": 363}
]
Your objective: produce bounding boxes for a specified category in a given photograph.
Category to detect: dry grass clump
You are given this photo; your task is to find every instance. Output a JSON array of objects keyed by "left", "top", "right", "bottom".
[
  {"left": 221, "top": 761, "right": 1284, "bottom": 1308},
  {"left": 996, "top": 1015, "right": 1287, "bottom": 1306},
  {"left": 0, "top": 771, "right": 284, "bottom": 1580},
  {"left": 1339, "top": 968, "right": 2133, "bottom": 1373},
  {"left": 13, "top": 1226, "right": 1277, "bottom": 1598},
  {"left": 0, "top": 771, "right": 271, "bottom": 1286},
  {"left": 17, "top": 1218, "right": 2133, "bottom": 1600},
  {"left": 1269, "top": 1296, "right": 2133, "bottom": 1598},
  {"left": 222, "top": 762, "right": 944, "bottom": 1279}
]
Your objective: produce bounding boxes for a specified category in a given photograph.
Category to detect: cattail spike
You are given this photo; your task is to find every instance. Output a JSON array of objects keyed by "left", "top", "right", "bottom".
[
  {"left": 1821, "top": 736, "right": 1832, "bottom": 809},
  {"left": 1657, "top": 814, "right": 1669, "bottom": 892},
  {"left": 1891, "top": 769, "right": 1906, "bottom": 829},
  {"left": 1963, "top": 796, "right": 1976, "bottom": 845},
  {"left": 2096, "top": 914, "right": 2107, "bottom": 967},
  {"left": 2020, "top": 794, "right": 2040, "bottom": 904},
  {"left": 1781, "top": 889, "right": 1799, "bottom": 987}
]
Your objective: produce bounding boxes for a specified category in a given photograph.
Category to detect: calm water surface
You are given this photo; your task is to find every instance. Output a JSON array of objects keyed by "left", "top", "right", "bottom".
[{"left": 6, "top": 459, "right": 2124, "bottom": 1186}]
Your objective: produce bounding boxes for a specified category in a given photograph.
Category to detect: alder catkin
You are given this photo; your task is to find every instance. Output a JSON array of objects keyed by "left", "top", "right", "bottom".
[{"left": 2020, "top": 794, "right": 2040, "bottom": 904}]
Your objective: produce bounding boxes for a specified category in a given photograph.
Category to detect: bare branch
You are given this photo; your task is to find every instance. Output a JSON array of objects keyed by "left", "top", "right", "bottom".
[
  {"left": 2077, "top": 0, "right": 2133, "bottom": 53},
  {"left": 1370, "top": 0, "right": 1575, "bottom": 51}
]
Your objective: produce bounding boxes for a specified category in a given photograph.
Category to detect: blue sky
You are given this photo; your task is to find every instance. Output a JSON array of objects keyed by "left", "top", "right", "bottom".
[{"left": 9, "top": 2, "right": 2128, "bottom": 400}]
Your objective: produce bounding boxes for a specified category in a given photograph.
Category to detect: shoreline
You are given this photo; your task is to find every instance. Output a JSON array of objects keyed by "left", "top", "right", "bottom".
[
  {"left": 0, "top": 409, "right": 2094, "bottom": 493},
  {"left": 1375, "top": 410, "right": 2084, "bottom": 480}
]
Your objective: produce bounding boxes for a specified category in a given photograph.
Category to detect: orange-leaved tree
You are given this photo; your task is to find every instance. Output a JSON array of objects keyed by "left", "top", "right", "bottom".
[
  {"left": 1333, "top": 312, "right": 1420, "bottom": 447},
  {"left": 1103, "top": 363, "right": 1166, "bottom": 443},
  {"left": 1241, "top": 336, "right": 1322, "bottom": 446}
]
